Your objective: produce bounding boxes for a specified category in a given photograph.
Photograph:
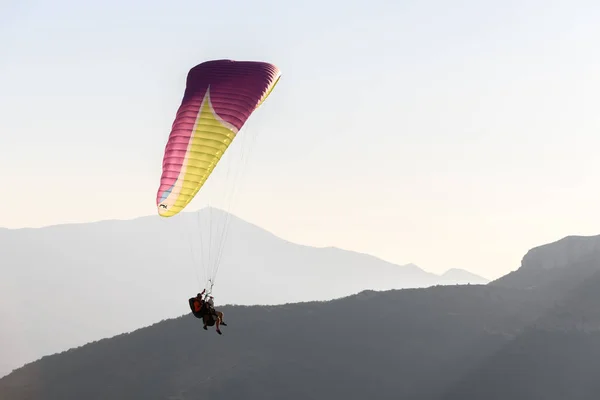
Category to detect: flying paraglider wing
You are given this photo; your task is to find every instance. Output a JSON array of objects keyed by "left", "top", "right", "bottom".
[{"left": 156, "top": 59, "right": 281, "bottom": 217}]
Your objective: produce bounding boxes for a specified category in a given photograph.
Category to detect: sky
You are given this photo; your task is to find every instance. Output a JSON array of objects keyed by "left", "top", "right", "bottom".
[{"left": 1, "top": 0, "right": 600, "bottom": 280}]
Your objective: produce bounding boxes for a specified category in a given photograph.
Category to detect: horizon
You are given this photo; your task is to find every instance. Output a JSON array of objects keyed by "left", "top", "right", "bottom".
[
  {"left": 7, "top": 201, "right": 600, "bottom": 283},
  {"left": 0, "top": 206, "right": 494, "bottom": 280},
  {"left": 3, "top": 203, "right": 598, "bottom": 282}
]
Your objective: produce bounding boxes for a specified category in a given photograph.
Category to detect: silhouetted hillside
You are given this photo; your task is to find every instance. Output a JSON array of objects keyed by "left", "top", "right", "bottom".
[
  {"left": 0, "top": 209, "right": 487, "bottom": 377},
  {"left": 3, "top": 232, "right": 600, "bottom": 399},
  {"left": 0, "top": 284, "right": 548, "bottom": 400},
  {"left": 4, "top": 270, "right": 600, "bottom": 399},
  {"left": 442, "top": 269, "right": 600, "bottom": 400},
  {"left": 491, "top": 235, "right": 600, "bottom": 306},
  {"left": 440, "top": 329, "right": 600, "bottom": 400}
]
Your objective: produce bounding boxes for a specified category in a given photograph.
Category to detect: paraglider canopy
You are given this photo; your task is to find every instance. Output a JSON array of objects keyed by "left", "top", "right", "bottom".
[{"left": 156, "top": 59, "right": 281, "bottom": 218}]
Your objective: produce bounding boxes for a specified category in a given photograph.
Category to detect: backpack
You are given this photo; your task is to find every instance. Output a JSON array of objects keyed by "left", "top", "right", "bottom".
[{"left": 188, "top": 297, "right": 204, "bottom": 319}]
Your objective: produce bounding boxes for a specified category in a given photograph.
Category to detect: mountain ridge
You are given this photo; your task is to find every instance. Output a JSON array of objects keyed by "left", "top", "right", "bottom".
[
  {"left": 0, "top": 208, "right": 487, "bottom": 378},
  {"left": 491, "top": 233, "right": 600, "bottom": 293},
  {"left": 0, "top": 210, "right": 458, "bottom": 279},
  {"left": 3, "top": 227, "right": 600, "bottom": 398}
]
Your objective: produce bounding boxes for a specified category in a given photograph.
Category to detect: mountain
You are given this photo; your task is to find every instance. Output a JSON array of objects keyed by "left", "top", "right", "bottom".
[
  {"left": 492, "top": 234, "right": 600, "bottom": 286},
  {"left": 439, "top": 268, "right": 489, "bottom": 284},
  {"left": 0, "top": 208, "right": 487, "bottom": 378},
  {"left": 2, "top": 233, "right": 600, "bottom": 399},
  {"left": 490, "top": 234, "right": 600, "bottom": 306},
  {"left": 441, "top": 268, "right": 600, "bottom": 400},
  {"left": 0, "top": 285, "right": 547, "bottom": 400}
]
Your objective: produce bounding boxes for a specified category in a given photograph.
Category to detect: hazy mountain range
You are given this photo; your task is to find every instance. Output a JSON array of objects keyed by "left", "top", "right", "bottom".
[
  {"left": 0, "top": 208, "right": 487, "bottom": 378},
  {"left": 2, "top": 231, "right": 600, "bottom": 399}
]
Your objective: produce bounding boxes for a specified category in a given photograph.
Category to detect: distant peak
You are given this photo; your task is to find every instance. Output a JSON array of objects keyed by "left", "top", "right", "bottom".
[
  {"left": 400, "top": 263, "right": 424, "bottom": 271},
  {"left": 440, "top": 268, "right": 489, "bottom": 283},
  {"left": 442, "top": 268, "right": 467, "bottom": 276}
]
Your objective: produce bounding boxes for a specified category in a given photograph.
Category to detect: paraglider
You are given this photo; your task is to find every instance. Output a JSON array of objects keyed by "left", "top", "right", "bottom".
[
  {"left": 189, "top": 290, "right": 227, "bottom": 335},
  {"left": 157, "top": 59, "right": 281, "bottom": 334},
  {"left": 156, "top": 59, "right": 281, "bottom": 217}
]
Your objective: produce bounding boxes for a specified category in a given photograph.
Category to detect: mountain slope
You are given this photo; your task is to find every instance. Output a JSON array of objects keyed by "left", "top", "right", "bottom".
[
  {"left": 490, "top": 234, "right": 600, "bottom": 309},
  {"left": 439, "top": 268, "right": 489, "bottom": 284},
  {"left": 0, "top": 284, "right": 546, "bottom": 400},
  {"left": 441, "top": 269, "right": 600, "bottom": 400},
  {"left": 4, "top": 232, "right": 600, "bottom": 399},
  {"left": 3, "top": 272, "right": 599, "bottom": 400},
  {"left": 491, "top": 234, "right": 600, "bottom": 290},
  {"left": 0, "top": 208, "right": 487, "bottom": 378}
]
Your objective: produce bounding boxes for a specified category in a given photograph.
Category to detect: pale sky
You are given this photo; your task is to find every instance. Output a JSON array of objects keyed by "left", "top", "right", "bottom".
[{"left": 2, "top": 0, "right": 600, "bottom": 280}]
